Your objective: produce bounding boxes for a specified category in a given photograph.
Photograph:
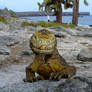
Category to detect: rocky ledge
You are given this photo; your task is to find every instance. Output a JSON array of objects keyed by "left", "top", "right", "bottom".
[
  {"left": 0, "top": 76, "right": 92, "bottom": 92},
  {"left": 0, "top": 17, "right": 92, "bottom": 92}
]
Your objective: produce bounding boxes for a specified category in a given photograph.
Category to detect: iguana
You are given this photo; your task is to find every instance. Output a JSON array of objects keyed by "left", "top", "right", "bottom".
[{"left": 24, "top": 29, "right": 76, "bottom": 82}]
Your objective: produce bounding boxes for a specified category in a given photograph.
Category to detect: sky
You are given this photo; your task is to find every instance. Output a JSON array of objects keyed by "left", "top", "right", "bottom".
[{"left": 0, "top": 0, "right": 92, "bottom": 15}]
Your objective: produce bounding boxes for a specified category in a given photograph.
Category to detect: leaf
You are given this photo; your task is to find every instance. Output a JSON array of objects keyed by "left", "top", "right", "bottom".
[
  {"left": 84, "top": 0, "right": 88, "bottom": 6},
  {"left": 51, "top": 4, "right": 55, "bottom": 9},
  {"left": 37, "top": 2, "right": 41, "bottom": 6}
]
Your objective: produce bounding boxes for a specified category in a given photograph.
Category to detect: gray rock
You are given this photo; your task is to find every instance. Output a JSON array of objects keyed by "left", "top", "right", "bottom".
[
  {"left": 9, "top": 24, "right": 23, "bottom": 31},
  {"left": 49, "top": 26, "right": 92, "bottom": 37},
  {"left": 0, "top": 35, "right": 20, "bottom": 46},
  {"left": 0, "top": 35, "right": 20, "bottom": 56},
  {"left": 0, "top": 22, "right": 7, "bottom": 30},
  {"left": 76, "top": 26, "right": 92, "bottom": 32},
  {"left": 49, "top": 26, "right": 65, "bottom": 31},
  {"left": 49, "top": 26, "right": 78, "bottom": 36},
  {"left": 55, "top": 76, "right": 92, "bottom": 92},
  {"left": 74, "top": 26, "right": 92, "bottom": 37},
  {"left": 0, "top": 8, "right": 16, "bottom": 18},
  {"left": 77, "top": 48, "right": 92, "bottom": 62},
  {"left": 0, "top": 55, "right": 9, "bottom": 61},
  {"left": 77, "top": 31, "right": 92, "bottom": 37},
  {"left": 53, "top": 31, "right": 67, "bottom": 38},
  {"left": 0, "top": 46, "right": 10, "bottom": 55},
  {"left": 59, "top": 50, "right": 79, "bottom": 61},
  {"left": 23, "top": 26, "right": 36, "bottom": 32},
  {"left": 0, "top": 8, "right": 11, "bottom": 18},
  {"left": 0, "top": 76, "right": 92, "bottom": 92},
  {"left": 21, "top": 49, "right": 33, "bottom": 56}
]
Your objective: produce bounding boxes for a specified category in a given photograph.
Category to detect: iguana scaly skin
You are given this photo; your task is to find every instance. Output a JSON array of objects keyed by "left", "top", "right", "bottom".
[{"left": 24, "top": 29, "right": 76, "bottom": 82}]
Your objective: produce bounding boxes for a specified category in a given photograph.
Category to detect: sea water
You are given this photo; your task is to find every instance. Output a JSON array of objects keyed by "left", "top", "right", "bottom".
[{"left": 21, "top": 15, "right": 92, "bottom": 25}]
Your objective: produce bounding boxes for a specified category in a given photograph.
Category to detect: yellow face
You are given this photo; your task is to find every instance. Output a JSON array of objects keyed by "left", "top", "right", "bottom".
[{"left": 30, "top": 29, "right": 56, "bottom": 54}]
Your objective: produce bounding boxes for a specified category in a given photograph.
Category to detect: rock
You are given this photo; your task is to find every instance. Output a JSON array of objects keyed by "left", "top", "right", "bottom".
[
  {"left": 77, "top": 48, "right": 92, "bottom": 62},
  {"left": 77, "top": 31, "right": 92, "bottom": 37},
  {"left": 76, "top": 63, "right": 92, "bottom": 78},
  {"left": 9, "top": 24, "right": 23, "bottom": 31},
  {"left": 5, "top": 55, "right": 22, "bottom": 63},
  {"left": 0, "top": 35, "right": 20, "bottom": 46},
  {"left": 0, "top": 22, "right": 7, "bottom": 30},
  {"left": 0, "top": 46, "right": 10, "bottom": 55},
  {"left": 53, "top": 31, "right": 67, "bottom": 38},
  {"left": 56, "top": 76, "right": 92, "bottom": 92},
  {"left": 49, "top": 25, "right": 92, "bottom": 37},
  {"left": 0, "top": 55, "right": 9, "bottom": 62},
  {"left": 49, "top": 26, "right": 79, "bottom": 36},
  {"left": 0, "top": 64, "right": 26, "bottom": 88},
  {"left": 6, "top": 41, "right": 19, "bottom": 47},
  {"left": 74, "top": 26, "right": 92, "bottom": 37},
  {"left": 59, "top": 50, "right": 79, "bottom": 62},
  {"left": 0, "top": 76, "right": 92, "bottom": 92},
  {"left": 0, "top": 23, "right": 10, "bottom": 32},
  {"left": 0, "top": 35, "right": 20, "bottom": 56},
  {"left": 55, "top": 33, "right": 65, "bottom": 38},
  {"left": 23, "top": 26, "right": 36, "bottom": 32},
  {"left": 0, "top": 8, "right": 11, "bottom": 18},
  {"left": 49, "top": 26, "right": 63, "bottom": 30},
  {"left": 0, "top": 8, "right": 16, "bottom": 18},
  {"left": 21, "top": 49, "right": 33, "bottom": 56},
  {"left": 76, "top": 25, "right": 92, "bottom": 31}
]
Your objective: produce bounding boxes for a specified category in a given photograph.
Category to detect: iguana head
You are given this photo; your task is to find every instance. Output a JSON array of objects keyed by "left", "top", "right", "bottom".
[{"left": 30, "top": 29, "right": 57, "bottom": 54}]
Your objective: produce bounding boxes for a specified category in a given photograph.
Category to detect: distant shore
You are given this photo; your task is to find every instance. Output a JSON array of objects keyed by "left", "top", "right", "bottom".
[{"left": 16, "top": 12, "right": 90, "bottom": 17}]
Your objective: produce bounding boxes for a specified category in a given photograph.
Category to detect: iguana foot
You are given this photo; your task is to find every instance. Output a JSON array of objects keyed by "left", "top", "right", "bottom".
[
  {"left": 23, "top": 75, "right": 44, "bottom": 82},
  {"left": 49, "top": 66, "right": 76, "bottom": 80}
]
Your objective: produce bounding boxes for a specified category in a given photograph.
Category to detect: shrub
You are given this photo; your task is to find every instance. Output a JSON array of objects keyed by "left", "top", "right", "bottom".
[
  {"left": 9, "top": 10, "right": 16, "bottom": 17},
  {"left": 37, "top": 21, "right": 48, "bottom": 27},
  {"left": 21, "top": 21, "right": 75, "bottom": 28},
  {"left": 0, "top": 16, "right": 7, "bottom": 24},
  {"left": 21, "top": 22, "right": 37, "bottom": 27}
]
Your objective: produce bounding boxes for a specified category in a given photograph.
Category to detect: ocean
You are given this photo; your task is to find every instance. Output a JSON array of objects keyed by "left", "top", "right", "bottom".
[{"left": 21, "top": 15, "right": 92, "bottom": 25}]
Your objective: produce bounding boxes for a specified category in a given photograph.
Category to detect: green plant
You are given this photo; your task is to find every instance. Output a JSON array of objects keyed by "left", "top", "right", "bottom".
[
  {"left": 21, "top": 22, "right": 37, "bottom": 27},
  {"left": 9, "top": 10, "right": 16, "bottom": 17},
  {"left": 37, "top": 21, "right": 48, "bottom": 27},
  {"left": 0, "top": 16, "right": 7, "bottom": 24},
  {"left": 21, "top": 21, "right": 75, "bottom": 28}
]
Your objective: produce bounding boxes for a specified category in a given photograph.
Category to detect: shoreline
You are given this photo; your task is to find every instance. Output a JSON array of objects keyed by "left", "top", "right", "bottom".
[
  {"left": 20, "top": 17, "right": 92, "bottom": 27},
  {"left": 20, "top": 15, "right": 92, "bottom": 26}
]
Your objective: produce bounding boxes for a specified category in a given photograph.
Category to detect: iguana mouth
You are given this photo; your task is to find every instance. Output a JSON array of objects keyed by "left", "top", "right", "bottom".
[{"left": 31, "top": 46, "right": 55, "bottom": 54}]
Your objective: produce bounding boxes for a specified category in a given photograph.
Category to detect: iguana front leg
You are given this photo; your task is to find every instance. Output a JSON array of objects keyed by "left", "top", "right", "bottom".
[
  {"left": 24, "top": 54, "right": 45, "bottom": 82},
  {"left": 23, "top": 65, "right": 35, "bottom": 82},
  {"left": 24, "top": 64, "right": 44, "bottom": 82}
]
